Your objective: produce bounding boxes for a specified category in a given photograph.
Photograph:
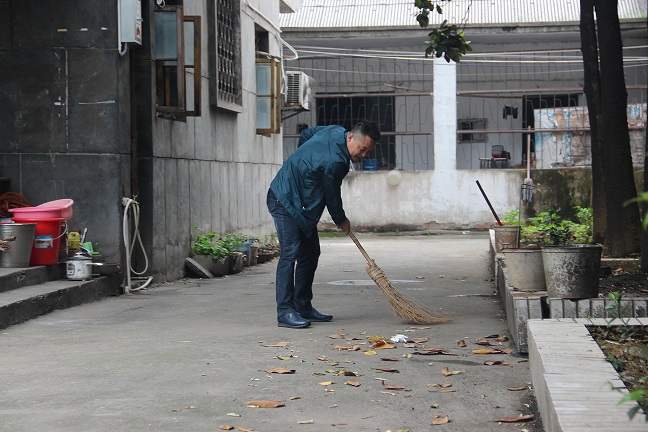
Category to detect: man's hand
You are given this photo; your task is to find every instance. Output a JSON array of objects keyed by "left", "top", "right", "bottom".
[{"left": 337, "top": 218, "right": 351, "bottom": 234}]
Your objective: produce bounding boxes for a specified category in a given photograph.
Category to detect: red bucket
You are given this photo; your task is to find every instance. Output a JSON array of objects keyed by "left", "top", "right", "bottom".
[{"left": 11, "top": 217, "right": 66, "bottom": 266}]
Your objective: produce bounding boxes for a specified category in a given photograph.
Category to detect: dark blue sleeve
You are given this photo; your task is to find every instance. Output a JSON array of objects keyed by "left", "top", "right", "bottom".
[
  {"left": 323, "top": 161, "right": 348, "bottom": 225},
  {"left": 298, "top": 126, "right": 327, "bottom": 147}
]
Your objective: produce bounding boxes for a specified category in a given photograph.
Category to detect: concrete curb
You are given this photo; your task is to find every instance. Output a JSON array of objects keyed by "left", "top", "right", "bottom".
[{"left": 528, "top": 318, "right": 647, "bottom": 431}]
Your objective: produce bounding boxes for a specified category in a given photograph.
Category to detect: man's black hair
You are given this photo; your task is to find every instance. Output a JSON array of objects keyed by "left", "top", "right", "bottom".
[{"left": 352, "top": 120, "right": 381, "bottom": 142}]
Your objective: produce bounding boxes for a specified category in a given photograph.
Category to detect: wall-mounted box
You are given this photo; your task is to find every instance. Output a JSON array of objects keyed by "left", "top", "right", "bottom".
[{"left": 120, "top": 0, "right": 142, "bottom": 45}]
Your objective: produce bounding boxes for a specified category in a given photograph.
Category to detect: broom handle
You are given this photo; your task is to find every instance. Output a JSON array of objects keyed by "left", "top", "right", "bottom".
[{"left": 348, "top": 231, "right": 373, "bottom": 265}]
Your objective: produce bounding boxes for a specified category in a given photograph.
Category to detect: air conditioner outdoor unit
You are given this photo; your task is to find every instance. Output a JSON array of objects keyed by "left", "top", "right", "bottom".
[{"left": 285, "top": 71, "right": 315, "bottom": 110}]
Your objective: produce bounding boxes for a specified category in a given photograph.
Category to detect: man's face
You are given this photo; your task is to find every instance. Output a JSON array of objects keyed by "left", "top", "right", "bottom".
[{"left": 347, "top": 133, "right": 376, "bottom": 163}]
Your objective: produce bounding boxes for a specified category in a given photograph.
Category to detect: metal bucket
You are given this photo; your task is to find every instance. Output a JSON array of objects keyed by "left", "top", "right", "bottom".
[
  {"left": 0, "top": 223, "right": 36, "bottom": 267},
  {"left": 493, "top": 225, "right": 520, "bottom": 252}
]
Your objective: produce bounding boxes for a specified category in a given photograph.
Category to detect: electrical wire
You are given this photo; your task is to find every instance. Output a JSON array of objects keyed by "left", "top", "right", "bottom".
[{"left": 122, "top": 197, "right": 152, "bottom": 294}]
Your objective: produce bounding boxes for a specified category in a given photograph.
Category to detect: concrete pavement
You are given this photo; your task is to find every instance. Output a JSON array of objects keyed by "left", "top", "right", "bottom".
[{"left": 0, "top": 232, "right": 543, "bottom": 431}]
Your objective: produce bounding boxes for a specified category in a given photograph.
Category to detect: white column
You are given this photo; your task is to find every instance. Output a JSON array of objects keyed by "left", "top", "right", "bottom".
[{"left": 433, "top": 58, "right": 457, "bottom": 174}]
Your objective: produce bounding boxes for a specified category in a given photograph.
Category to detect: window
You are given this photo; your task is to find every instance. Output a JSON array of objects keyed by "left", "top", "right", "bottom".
[
  {"left": 316, "top": 96, "right": 396, "bottom": 170},
  {"left": 256, "top": 57, "right": 281, "bottom": 134},
  {"left": 154, "top": 6, "right": 201, "bottom": 118},
  {"left": 458, "top": 119, "right": 487, "bottom": 143},
  {"left": 208, "top": 0, "right": 242, "bottom": 111}
]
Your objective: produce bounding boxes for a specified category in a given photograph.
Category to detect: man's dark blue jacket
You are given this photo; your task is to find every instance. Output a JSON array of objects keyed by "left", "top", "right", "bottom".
[{"left": 270, "top": 125, "right": 350, "bottom": 237}]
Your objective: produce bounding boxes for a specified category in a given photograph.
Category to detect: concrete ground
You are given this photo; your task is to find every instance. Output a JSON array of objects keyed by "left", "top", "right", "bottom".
[{"left": 0, "top": 232, "right": 543, "bottom": 432}]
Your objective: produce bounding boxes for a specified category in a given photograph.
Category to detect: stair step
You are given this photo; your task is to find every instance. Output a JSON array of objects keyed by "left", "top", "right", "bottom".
[
  {"left": 0, "top": 268, "right": 122, "bottom": 329},
  {"left": 0, "top": 265, "right": 65, "bottom": 293}
]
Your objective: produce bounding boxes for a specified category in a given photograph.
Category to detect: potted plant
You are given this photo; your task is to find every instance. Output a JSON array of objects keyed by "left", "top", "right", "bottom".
[
  {"left": 530, "top": 207, "right": 602, "bottom": 299},
  {"left": 500, "top": 210, "right": 546, "bottom": 292},
  {"left": 190, "top": 230, "right": 231, "bottom": 277}
]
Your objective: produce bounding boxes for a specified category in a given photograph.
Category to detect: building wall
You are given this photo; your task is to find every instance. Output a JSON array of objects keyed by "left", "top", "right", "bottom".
[
  {"left": 0, "top": 0, "right": 290, "bottom": 282},
  {"left": 138, "top": 0, "right": 284, "bottom": 281},
  {"left": 0, "top": 0, "right": 131, "bottom": 263}
]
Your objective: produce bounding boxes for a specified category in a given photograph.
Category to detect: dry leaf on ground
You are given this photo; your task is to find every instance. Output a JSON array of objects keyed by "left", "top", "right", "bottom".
[
  {"left": 219, "top": 425, "right": 234, "bottom": 431},
  {"left": 380, "top": 357, "right": 399, "bottom": 361},
  {"left": 382, "top": 383, "right": 410, "bottom": 391},
  {"left": 507, "top": 386, "right": 528, "bottom": 391},
  {"left": 172, "top": 405, "right": 196, "bottom": 412},
  {"left": 457, "top": 340, "right": 467, "bottom": 347},
  {"left": 334, "top": 345, "right": 361, "bottom": 351},
  {"left": 472, "top": 348, "right": 503, "bottom": 354},
  {"left": 441, "top": 367, "right": 461, "bottom": 376},
  {"left": 376, "top": 367, "right": 400, "bottom": 373},
  {"left": 431, "top": 415, "right": 450, "bottom": 425},
  {"left": 245, "top": 400, "right": 285, "bottom": 408},
  {"left": 298, "top": 420, "right": 314, "bottom": 424},
  {"left": 494, "top": 414, "right": 534, "bottom": 422},
  {"left": 345, "top": 380, "right": 361, "bottom": 387},
  {"left": 264, "top": 342, "right": 289, "bottom": 347},
  {"left": 265, "top": 367, "right": 295, "bottom": 374}
]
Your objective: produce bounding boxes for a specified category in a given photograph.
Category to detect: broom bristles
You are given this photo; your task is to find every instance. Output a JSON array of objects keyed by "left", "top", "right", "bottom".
[{"left": 366, "top": 263, "right": 453, "bottom": 325}]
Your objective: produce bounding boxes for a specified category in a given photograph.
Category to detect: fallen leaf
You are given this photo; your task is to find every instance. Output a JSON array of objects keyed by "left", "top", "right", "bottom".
[
  {"left": 316, "top": 356, "right": 327, "bottom": 361},
  {"left": 265, "top": 367, "right": 295, "bottom": 374},
  {"left": 507, "top": 386, "right": 528, "bottom": 391},
  {"left": 484, "top": 360, "right": 504, "bottom": 366},
  {"left": 411, "top": 338, "right": 429, "bottom": 344},
  {"left": 485, "top": 334, "right": 500, "bottom": 338},
  {"left": 245, "top": 400, "right": 285, "bottom": 408},
  {"left": 329, "top": 334, "right": 346, "bottom": 339},
  {"left": 289, "top": 396, "right": 301, "bottom": 400},
  {"left": 414, "top": 348, "right": 455, "bottom": 356},
  {"left": 475, "top": 338, "right": 494, "bottom": 346},
  {"left": 237, "top": 427, "right": 254, "bottom": 432},
  {"left": 382, "top": 383, "right": 410, "bottom": 391},
  {"left": 334, "top": 345, "right": 361, "bottom": 351},
  {"left": 219, "top": 425, "right": 234, "bottom": 431},
  {"left": 275, "top": 355, "right": 296, "bottom": 360},
  {"left": 363, "top": 350, "right": 377, "bottom": 355},
  {"left": 403, "top": 343, "right": 418, "bottom": 348},
  {"left": 456, "top": 340, "right": 466, "bottom": 347},
  {"left": 373, "top": 342, "right": 395, "bottom": 350},
  {"left": 416, "top": 276, "right": 425, "bottom": 279},
  {"left": 441, "top": 367, "right": 461, "bottom": 376},
  {"left": 298, "top": 420, "right": 314, "bottom": 424},
  {"left": 494, "top": 414, "right": 534, "bottom": 423},
  {"left": 431, "top": 403, "right": 439, "bottom": 408},
  {"left": 265, "top": 342, "right": 289, "bottom": 347},
  {"left": 226, "top": 413, "right": 241, "bottom": 417},
  {"left": 319, "top": 381, "right": 333, "bottom": 386},
  {"left": 426, "top": 383, "right": 452, "bottom": 388},
  {"left": 472, "top": 348, "right": 503, "bottom": 355},
  {"left": 494, "top": 336, "right": 507, "bottom": 342},
  {"left": 172, "top": 405, "right": 197, "bottom": 412},
  {"left": 436, "top": 389, "right": 456, "bottom": 393},
  {"left": 376, "top": 367, "right": 400, "bottom": 373},
  {"left": 431, "top": 415, "right": 449, "bottom": 425},
  {"left": 380, "top": 357, "right": 399, "bottom": 362},
  {"left": 345, "top": 380, "right": 361, "bottom": 387},
  {"left": 503, "top": 348, "right": 513, "bottom": 354}
]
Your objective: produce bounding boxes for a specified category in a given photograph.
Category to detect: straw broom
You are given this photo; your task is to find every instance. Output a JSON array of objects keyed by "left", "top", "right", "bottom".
[{"left": 348, "top": 231, "right": 452, "bottom": 324}]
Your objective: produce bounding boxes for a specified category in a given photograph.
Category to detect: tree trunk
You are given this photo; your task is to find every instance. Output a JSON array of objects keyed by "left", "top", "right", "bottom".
[
  {"left": 594, "top": 0, "right": 641, "bottom": 257},
  {"left": 579, "top": 0, "right": 605, "bottom": 245}
]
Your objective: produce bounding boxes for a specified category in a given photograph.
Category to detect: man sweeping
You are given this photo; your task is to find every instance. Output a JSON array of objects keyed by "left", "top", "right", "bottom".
[{"left": 266, "top": 120, "right": 381, "bottom": 328}]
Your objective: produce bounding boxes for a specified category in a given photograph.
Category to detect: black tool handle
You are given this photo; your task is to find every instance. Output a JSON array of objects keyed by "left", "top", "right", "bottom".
[{"left": 476, "top": 180, "right": 503, "bottom": 226}]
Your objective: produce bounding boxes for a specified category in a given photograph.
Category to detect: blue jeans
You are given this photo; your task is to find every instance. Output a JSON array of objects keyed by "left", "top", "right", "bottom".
[{"left": 267, "top": 189, "right": 321, "bottom": 316}]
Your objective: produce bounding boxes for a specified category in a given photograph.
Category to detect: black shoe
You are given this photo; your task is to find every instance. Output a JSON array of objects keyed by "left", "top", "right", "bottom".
[
  {"left": 298, "top": 308, "right": 333, "bottom": 322},
  {"left": 277, "top": 311, "right": 311, "bottom": 328}
]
